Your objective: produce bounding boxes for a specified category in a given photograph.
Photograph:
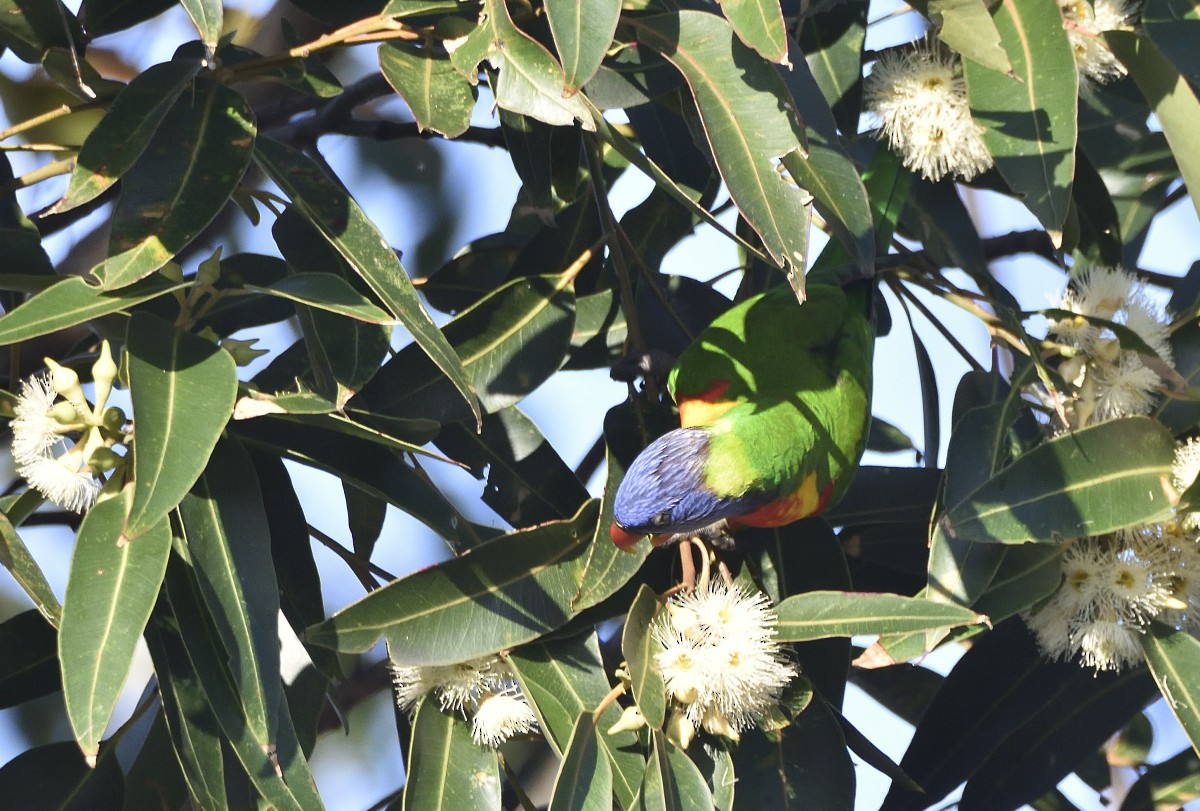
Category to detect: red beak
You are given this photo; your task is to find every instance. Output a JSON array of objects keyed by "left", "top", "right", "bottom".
[{"left": 609, "top": 523, "right": 644, "bottom": 553}]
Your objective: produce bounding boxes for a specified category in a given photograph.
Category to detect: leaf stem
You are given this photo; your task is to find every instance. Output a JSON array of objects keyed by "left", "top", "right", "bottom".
[
  {"left": 0, "top": 100, "right": 103, "bottom": 143},
  {"left": 2, "top": 158, "right": 74, "bottom": 192}
]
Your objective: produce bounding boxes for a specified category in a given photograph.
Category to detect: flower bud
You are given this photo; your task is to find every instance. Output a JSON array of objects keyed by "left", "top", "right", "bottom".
[
  {"left": 197, "top": 248, "right": 222, "bottom": 287},
  {"left": 665, "top": 709, "right": 694, "bottom": 751},
  {"left": 87, "top": 446, "right": 120, "bottom": 472},
  {"left": 45, "top": 358, "right": 87, "bottom": 413},
  {"left": 222, "top": 338, "right": 269, "bottom": 366},
  {"left": 91, "top": 341, "right": 119, "bottom": 413},
  {"left": 606, "top": 705, "right": 646, "bottom": 736},
  {"left": 47, "top": 401, "right": 80, "bottom": 427}
]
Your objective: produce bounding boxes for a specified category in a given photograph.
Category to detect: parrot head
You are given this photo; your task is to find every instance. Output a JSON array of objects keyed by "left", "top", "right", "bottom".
[{"left": 609, "top": 425, "right": 772, "bottom": 551}]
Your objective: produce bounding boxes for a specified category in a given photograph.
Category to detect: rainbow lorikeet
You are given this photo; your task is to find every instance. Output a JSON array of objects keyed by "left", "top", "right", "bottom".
[{"left": 610, "top": 279, "right": 874, "bottom": 551}]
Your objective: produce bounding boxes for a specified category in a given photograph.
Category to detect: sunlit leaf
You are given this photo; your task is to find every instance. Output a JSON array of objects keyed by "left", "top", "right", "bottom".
[
  {"left": 1140, "top": 623, "right": 1200, "bottom": 759},
  {"left": 0, "top": 275, "right": 184, "bottom": 346},
  {"left": 545, "top": 0, "right": 621, "bottom": 93},
  {"left": 942, "top": 417, "right": 1176, "bottom": 544},
  {"left": 0, "top": 510, "right": 62, "bottom": 625},
  {"left": 1141, "top": 0, "right": 1200, "bottom": 96},
  {"left": 633, "top": 11, "right": 811, "bottom": 284},
  {"left": 61, "top": 491, "right": 170, "bottom": 761},
  {"left": 927, "top": 0, "right": 1011, "bottom": 74},
  {"left": 548, "top": 711, "right": 613, "bottom": 811},
  {"left": 402, "top": 701, "right": 500, "bottom": 810},
  {"left": 449, "top": 0, "right": 594, "bottom": 129},
  {"left": 775, "top": 590, "right": 986, "bottom": 641},
  {"left": 179, "top": 0, "right": 221, "bottom": 53},
  {"left": 379, "top": 41, "right": 475, "bottom": 138},
  {"left": 963, "top": 0, "right": 1077, "bottom": 236},
  {"left": 622, "top": 584, "right": 666, "bottom": 728},
  {"left": 125, "top": 313, "right": 237, "bottom": 540},
  {"left": 252, "top": 273, "right": 394, "bottom": 324},
  {"left": 720, "top": 0, "right": 788, "bottom": 64},
  {"left": 307, "top": 501, "right": 599, "bottom": 661}
]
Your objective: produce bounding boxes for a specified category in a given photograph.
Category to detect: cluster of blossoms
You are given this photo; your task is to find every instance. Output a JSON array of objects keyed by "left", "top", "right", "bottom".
[
  {"left": 863, "top": 42, "right": 993, "bottom": 183},
  {"left": 652, "top": 581, "right": 795, "bottom": 749},
  {"left": 1041, "top": 265, "right": 1173, "bottom": 430},
  {"left": 1025, "top": 441, "right": 1200, "bottom": 671},
  {"left": 390, "top": 654, "right": 538, "bottom": 748},
  {"left": 11, "top": 342, "right": 126, "bottom": 512},
  {"left": 1060, "top": 0, "right": 1137, "bottom": 84}
]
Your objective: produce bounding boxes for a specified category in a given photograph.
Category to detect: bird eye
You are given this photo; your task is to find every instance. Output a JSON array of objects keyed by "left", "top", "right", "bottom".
[{"left": 649, "top": 510, "right": 672, "bottom": 527}]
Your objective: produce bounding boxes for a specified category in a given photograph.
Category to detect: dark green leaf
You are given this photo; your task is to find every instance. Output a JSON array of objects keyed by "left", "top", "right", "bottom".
[
  {"left": 733, "top": 699, "right": 854, "bottom": 810},
  {"left": 1122, "top": 746, "right": 1200, "bottom": 810},
  {"left": 0, "top": 0, "right": 77, "bottom": 62},
  {"left": 56, "top": 59, "right": 201, "bottom": 212},
  {"left": 0, "top": 739, "right": 123, "bottom": 809},
  {"left": 306, "top": 501, "right": 599, "bottom": 661},
  {"left": 354, "top": 273, "right": 575, "bottom": 424},
  {"left": 120, "top": 709, "right": 191, "bottom": 811},
  {"left": 942, "top": 417, "right": 1177, "bottom": 544},
  {"left": 825, "top": 466, "right": 942, "bottom": 527},
  {"left": 963, "top": 0, "right": 1077, "bottom": 236},
  {"left": 0, "top": 609, "right": 60, "bottom": 708},
  {"left": 97, "top": 78, "right": 255, "bottom": 289},
  {"left": 254, "top": 136, "right": 479, "bottom": 425},
  {"left": 180, "top": 439, "right": 282, "bottom": 745},
  {"left": 640, "top": 731, "right": 714, "bottom": 811},
  {"left": 80, "top": 0, "right": 174, "bottom": 36},
  {"left": 125, "top": 312, "right": 237, "bottom": 540},
  {"left": 61, "top": 491, "right": 171, "bottom": 761},
  {"left": 959, "top": 667, "right": 1156, "bottom": 810},
  {"left": 255, "top": 273, "right": 394, "bottom": 324},
  {"left": 1141, "top": 0, "right": 1200, "bottom": 96},
  {"left": 434, "top": 407, "right": 590, "bottom": 528},
  {"left": 928, "top": 0, "right": 1011, "bottom": 74},
  {"left": 797, "top": 0, "right": 867, "bottom": 135},
  {"left": 179, "top": 0, "right": 221, "bottom": 53}
]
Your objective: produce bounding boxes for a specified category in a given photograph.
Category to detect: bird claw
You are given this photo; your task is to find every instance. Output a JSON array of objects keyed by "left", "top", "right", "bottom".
[
  {"left": 611, "top": 349, "right": 676, "bottom": 385},
  {"left": 663, "top": 520, "right": 735, "bottom": 551}
]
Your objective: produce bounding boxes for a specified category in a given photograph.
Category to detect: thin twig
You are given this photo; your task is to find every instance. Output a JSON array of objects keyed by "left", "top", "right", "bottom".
[{"left": 307, "top": 523, "right": 394, "bottom": 590}]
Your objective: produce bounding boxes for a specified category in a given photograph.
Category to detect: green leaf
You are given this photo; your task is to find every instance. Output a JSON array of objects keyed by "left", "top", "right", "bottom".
[
  {"left": 97, "top": 78, "right": 256, "bottom": 290},
  {"left": 622, "top": 584, "right": 667, "bottom": 728},
  {"left": 1140, "top": 623, "right": 1200, "bottom": 759},
  {"left": 145, "top": 608, "right": 230, "bottom": 811},
  {"left": 354, "top": 273, "right": 575, "bottom": 424},
  {"left": 180, "top": 439, "right": 282, "bottom": 745},
  {"left": 82, "top": 0, "right": 175, "bottom": 37},
  {"left": 798, "top": 0, "right": 867, "bottom": 135},
  {"left": 509, "top": 632, "right": 643, "bottom": 808},
  {"left": 777, "top": 39, "right": 875, "bottom": 275},
  {"left": 0, "top": 275, "right": 185, "bottom": 346},
  {"left": 963, "top": 0, "right": 1077, "bottom": 236},
  {"left": 402, "top": 701, "right": 500, "bottom": 810},
  {"left": 942, "top": 417, "right": 1177, "bottom": 544},
  {"left": 162, "top": 558, "right": 323, "bottom": 811},
  {"left": 379, "top": 42, "right": 475, "bottom": 138},
  {"left": 121, "top": 708, "right": 191, "bottom": 811},
  {"left": 733, "top": 700, "right": 854, "bottom": 810},
  {"left": 0, "top": 740, "right": 124, "bottom": 809},
  {"left": 1122, "top": 747, "right": 1200, "bottom": 810},
  {"left": 775, "top": 590, "right": 986, "bottom": 641},
  {"left": 545, "top": 0, "right": 621, "bottom": 93},
  {"left": 0, "top": 510, "right": 62, "bottom": 625},
  {"left": 633, "top": 11, "right": 811, "bottom": 282},
  {"left": 640, "top": 731, "right": 714, "bottom": 811},
  {"left": 253, "top": 136, "right": 480, "bottom": 425},
  {"left": 720, "top": 0, "right": 787, "bottom": 64},
  {"left": 1108, "top": 32, "right": 1200, "bottom": 228},
  {"left": 125, "top": 313, "right": 237, "bottom": 539},
  {"left": 449, "top": 0, "right": 594, "bottom": 129},
  {"left": 825, "top": 466, "right": 942, "bottom": 526},
  {"left": 252, "top": 273, "right": 394, "bottom": 324},
  {"left": 928, "top": 0, "right": 1012, "bottom": 75},
  {"left": 56, "top": 59, "right": 201, "bottom": 213},
  {"left": 549, "top": 711, "right": 613, "bottom": 811},
  {"left": 179, "top": 0, "right": 221, "bottom": 53},
  {"left": 434, "top": 407, "right": 590, "bottom": 528},
  {"left": 0, "top": 0, "right": 77, "bottom": 62},
  {"left": 959, "top": 666, "right": 1156, "bottom": 811},
  {"left": 60, "top": 492, "right": 171, "bottom": 762},
  {"left": 1141, "top": 0, "right": 1200, "bottom": 96},
  {"left": 306, "top": 501, "right": 599, "bottom": 661},
  {"left": 0, "top": 609, "right": 60, "bottom": 708}
]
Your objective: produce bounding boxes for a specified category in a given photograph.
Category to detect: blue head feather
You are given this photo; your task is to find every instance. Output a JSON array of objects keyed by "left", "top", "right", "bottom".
[{"left": 612, "top": 427, "right": 772, "bottom": 536}]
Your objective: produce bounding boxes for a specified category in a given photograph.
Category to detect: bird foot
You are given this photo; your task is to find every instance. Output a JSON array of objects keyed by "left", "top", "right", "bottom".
[
  {"left": 610, "top": 349, "right": 676, "bottom": 385},
  {"left": 664, "top": 520, "right": 735, "bottom": 551}
]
